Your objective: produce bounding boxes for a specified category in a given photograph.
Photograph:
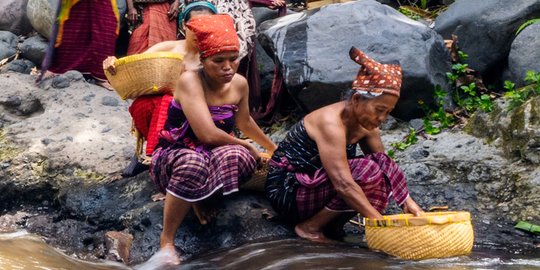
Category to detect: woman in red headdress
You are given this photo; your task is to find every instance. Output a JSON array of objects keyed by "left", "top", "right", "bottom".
[
  {"left": 265, "top": 47, "right": 424, "bottom": 243},
  {"left": 149, "top": 14, "right": 277, "bottom": 261}
]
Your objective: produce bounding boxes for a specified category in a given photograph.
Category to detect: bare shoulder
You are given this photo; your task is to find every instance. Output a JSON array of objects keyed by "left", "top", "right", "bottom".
[
  {"left": 177, "top": 70, "right": 201, "bottom": 92},
  {"left": 305, "top": 104, "right": 344, "bottom": 140},
  {"left": 231, "top": 74, "right": 248, "bottom": 93},
  {"left": 232, "top": 73, "right": 248, "bottom": 86}
]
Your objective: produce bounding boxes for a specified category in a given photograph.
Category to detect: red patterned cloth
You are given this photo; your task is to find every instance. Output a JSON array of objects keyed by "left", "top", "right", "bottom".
[
  {"left": 129, "top": 95, "right": 173, "bottom": 156},
  {"left": 349, "top": 46, "right": 402, "bottom": 97},
  {"left": 48, "top": 0, "right": 118, "bottom": 81},
  {"left": 127, "top": 2, "right": 177, "bottom": 55},
  {"left": 150, "top": 145, "right": 256, "bottom": 201},
  {"left": 186, "top": 14, "right": 240, "bottom": 58}
]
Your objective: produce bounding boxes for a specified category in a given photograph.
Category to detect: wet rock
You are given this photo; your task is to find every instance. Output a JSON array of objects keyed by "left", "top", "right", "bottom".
[
  {"left": 258, "top": 0, "right": 451, "bottom": 119},
  {"left": 466, "top": 96, "right": 540, "bottom": 164},
  {"left": 4, "top": 59, "right": 36, "bottom": 74},
  {"left": 105, "top": 230, "right": 133, "bottom": 263},
  {"left": 0, "top": 0, "right": 33, "bottom": 35},
  {"left": 64, "top": 70, "right": 84, "bottom": 81},
  {"left": 52, "top": 75, "right": 70, "bottom": 89},
  {"left": 409, "top": 118, "right": 424, "bottom": 132},
  {"left": 434, "top": 0, "right": 540, "bottom": 82},
  {"left": 19, "top": 35, "right": 48, "bottom": 66},
  {"left": 380, "top": 116, "right": 398, "bottom": 130},
  {"left": 0, "top": 31, "right": 18, "bottom": 60},
  {"left": 507, "top": 23, "right": 540, "bottom": 87}
]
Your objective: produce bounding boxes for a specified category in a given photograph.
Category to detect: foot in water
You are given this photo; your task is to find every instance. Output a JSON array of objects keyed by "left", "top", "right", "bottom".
[
  {"left": 133, "top": 244, "right": 180, "bottom": 270},
  {"left": 294, "top": 223, "right": 335, "bottom": 244},
  {"left": 121, "top": 155, "right": 149, "bottom": 178}
]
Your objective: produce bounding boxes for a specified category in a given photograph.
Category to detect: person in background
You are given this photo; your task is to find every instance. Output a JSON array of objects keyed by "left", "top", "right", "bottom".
[
  {"left": 212, "top": 0, "right": 285, "bottom": 114},
  {"left": 149, "top": 14, "right": 277, "bottom": 263},
  {"left": 103, "top": 1, "right": 218, "bottom": 177},
  {"left": 265, "top": 47, "right": 423, "bottom": 243},
  {"left": 125, "top": 0, "right": 180, "bottom": 55},
  {"left": 39, "top": 0, "right": 120, "bottom": 90}
]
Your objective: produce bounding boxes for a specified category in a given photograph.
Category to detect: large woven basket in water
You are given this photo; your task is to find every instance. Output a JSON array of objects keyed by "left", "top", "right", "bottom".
[
  {"left": 364, "top": 211, "right": 474, "bottom": 260},
  {"left": 104, "top": 52, "right": 183, "bottom": 100}
]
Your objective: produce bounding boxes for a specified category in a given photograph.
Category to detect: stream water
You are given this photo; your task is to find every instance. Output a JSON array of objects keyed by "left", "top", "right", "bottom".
[{"left": 1, "top": 231, "right": 539, "bottom": 270}]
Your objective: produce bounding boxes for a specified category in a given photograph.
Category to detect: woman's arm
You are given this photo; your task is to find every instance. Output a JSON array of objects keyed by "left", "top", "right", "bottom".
[
  {"left": 175, "top": 71, "right": 258, "bottom": 156},
  {"left": 306, "top": 114, "right": 383, "bottom": 219},
  {"left": 234, "top": 77, "right": 277, "bottom": 154},
  {"left": 358, "top": 128, "right": 385, "bottom": 154}
]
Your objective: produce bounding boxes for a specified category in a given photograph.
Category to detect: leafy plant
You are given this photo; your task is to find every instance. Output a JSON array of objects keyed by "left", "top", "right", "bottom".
[
  {"left": 452, "top": 63, "right": 468, "bottom": 75},
  {"left": 390, "top": 127, "right": 418, "bottom": 153},
  {"left": 504, "top": 71, "right": 540, "bottom": 111},
  {"left": 516, "top": 18, "right": 540, "bottom": 36}
]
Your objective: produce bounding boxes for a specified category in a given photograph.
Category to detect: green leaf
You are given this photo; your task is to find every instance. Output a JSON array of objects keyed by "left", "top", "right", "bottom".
[{"left": 503, "top": 80, "right": 515, "bottom": 91}]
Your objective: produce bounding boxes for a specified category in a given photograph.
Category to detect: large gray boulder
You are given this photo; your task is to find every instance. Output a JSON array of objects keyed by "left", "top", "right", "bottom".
[
  {"left": 0, "top": 0, "right": 33, "bottom": 35},
  {"left": 507, "top": 23, "right": 540, "bottom": 87},
  {"left": 258, "top": 0, "right": 451, "bottom": 120},
  {"left": 434, "top": 0, "right": 540, "bottom": 82},
  {"left": 27, "top": 0, "right": 57, "bottom": 40}
]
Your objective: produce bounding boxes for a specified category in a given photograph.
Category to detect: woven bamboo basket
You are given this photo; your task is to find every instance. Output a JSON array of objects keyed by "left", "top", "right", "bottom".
[
  {"left": 364, "top": 211, "right": 474, "bottom": 260},
  {"left": 104, "top": 52, "right": 184, "bottom": 100},
  {"left": 240, "top": 152, "right": 271, "bottom": 192}
]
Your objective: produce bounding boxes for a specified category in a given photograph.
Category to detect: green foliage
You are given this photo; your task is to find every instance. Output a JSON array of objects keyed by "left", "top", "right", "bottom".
[
  {"left": 452, "top": 63, "right": 468, "bottom": 75},
  {"left": 398, "top": 7, "right": 421, "bottom": 20},
  {"left": 516, "top": 18, "right": 540, "bottom": 36},
  {"left": 390, "top": 128, "right": 418, "bottom": 151},
  {"left": 457, "top": 51, "right": 468, "bottom": 62},
  {"left": 504, "top": 70, "right": 540, "bottom": 111}
]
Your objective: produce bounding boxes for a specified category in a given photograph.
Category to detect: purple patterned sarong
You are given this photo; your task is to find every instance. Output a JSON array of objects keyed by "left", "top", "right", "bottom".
[
  {"left": 265, "top": 120, "right": 409, "bottom": 222},
  {"left": 150, "top": 144, "right": 256, "bottom": 201},
  {"left": 149, "top": 101, "right": 257, "bottom": 201}
]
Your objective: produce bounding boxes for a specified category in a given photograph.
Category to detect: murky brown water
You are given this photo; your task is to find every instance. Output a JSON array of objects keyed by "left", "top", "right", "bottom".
[{"left": 2, "top": 232, "right": 539, "bottom": 270}]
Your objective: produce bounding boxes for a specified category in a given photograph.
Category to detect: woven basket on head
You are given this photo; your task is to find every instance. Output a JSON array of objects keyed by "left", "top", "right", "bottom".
[
  {"left": 104, "top": 52, "right": 184, "bottom": 100},
  {"left": 364, "top": 211, "right": 474, "bottom": 260},
  {"left": 240, "top": 152, "right": 271, "bottom": 192}
]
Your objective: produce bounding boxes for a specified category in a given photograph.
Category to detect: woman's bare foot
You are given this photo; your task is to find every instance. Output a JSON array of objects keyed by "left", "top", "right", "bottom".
[
  {"left": 41, "top": 70, "right": 60, "bottom": 80},
  {"left": 135, "top": 244, "right": 180, "bottom": 268},
  {"left": 294, "top": 223, "right": 334, "bottom": 244}
]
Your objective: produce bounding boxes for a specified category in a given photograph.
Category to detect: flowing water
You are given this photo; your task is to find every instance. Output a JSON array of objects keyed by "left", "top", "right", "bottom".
[{"left": 1, "top": 231, "right": 539, "bottom": 270}]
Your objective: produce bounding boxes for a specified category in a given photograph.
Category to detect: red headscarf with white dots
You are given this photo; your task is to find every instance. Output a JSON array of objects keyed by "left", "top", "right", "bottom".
[
  {"left": 186, "top": 14, "right": 240, "bottom": 59},
  {"left": 349, "top": 46, "right": 402, "bottom": 97}
]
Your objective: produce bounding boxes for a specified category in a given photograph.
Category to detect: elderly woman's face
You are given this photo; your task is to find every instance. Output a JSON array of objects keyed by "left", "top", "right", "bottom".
[
  {"left": 352, "top": 93, "right": 398, "bottom": 130},
  {"left": 202, "top": 51, "right": 240, "bottom": 83}
]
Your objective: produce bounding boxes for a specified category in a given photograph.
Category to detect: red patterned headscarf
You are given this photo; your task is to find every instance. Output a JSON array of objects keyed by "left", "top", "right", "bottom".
[
  {"left": 186, "top": 14, "right": 240, "bottom": 58},
  {"left": 349, "top": 46, "right": 402, "bottom": 97}
]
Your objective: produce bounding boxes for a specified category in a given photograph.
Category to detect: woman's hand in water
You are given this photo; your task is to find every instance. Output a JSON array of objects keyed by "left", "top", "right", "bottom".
[
  {"left": 102, "top": 56, "right": 118, "bottom": 75},
  {"left": 402, "top": 197, "right": 424, "bottom": 216}
]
